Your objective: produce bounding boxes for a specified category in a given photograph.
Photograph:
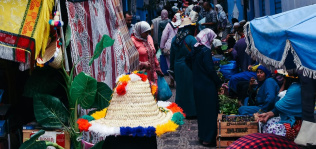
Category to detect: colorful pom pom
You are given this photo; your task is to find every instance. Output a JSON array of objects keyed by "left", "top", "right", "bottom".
[
  {"left": 167, "top": 103, "right": 186, "bottom": 117},
  {"left": 155, "top": 120, "right": 178, "bottom": 137},
  {"left": 81, "top": 115, "right": 95, "bottom": 122},
  {"left": 91, "top": 108, "right": 107, "bottom": 120},
  {"left": 118, "top": 75, "right": 131, "bottom": 82},
  {"left": 136, "top": 73, "right": 147, "bottom": 81},
  {"left": 171, "top": 112, "right": 185, "bottom": 125},
  {"left": 77, "top": 118, "right": 91, "bottom": 132},
  {"left": 116, "top": 81, "right": 128, "bottom": 95}
]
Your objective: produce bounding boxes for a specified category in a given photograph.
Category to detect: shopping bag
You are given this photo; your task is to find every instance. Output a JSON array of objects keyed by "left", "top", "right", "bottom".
[
  {"left": 157, "top": 76, "right": 172, "bottom": 101},
  {"left": 294, "top": 120, "right": 316, "bottom": 146},
  {"left": 160, "top": 55, "right": 169, "bottom": 75}
]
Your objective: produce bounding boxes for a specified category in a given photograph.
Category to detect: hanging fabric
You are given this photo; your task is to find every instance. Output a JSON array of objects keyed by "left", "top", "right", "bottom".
[{"left": 66, "top": 0, "right": 139, "bottom": 89}]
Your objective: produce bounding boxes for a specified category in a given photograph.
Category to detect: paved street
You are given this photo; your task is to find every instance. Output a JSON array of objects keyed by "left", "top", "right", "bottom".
[{"left": 157, "top": 77, "right": 214, "bottom": 149}]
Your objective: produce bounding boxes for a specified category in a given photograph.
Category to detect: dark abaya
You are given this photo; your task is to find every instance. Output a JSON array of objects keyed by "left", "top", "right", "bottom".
[{"left": 186, "top": 45, "right": 221, "bottom": 144}]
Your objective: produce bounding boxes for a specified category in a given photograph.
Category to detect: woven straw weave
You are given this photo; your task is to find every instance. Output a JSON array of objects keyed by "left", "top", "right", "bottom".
[{"left": 92, "top": 80, "right": 173, "bottom": 127}]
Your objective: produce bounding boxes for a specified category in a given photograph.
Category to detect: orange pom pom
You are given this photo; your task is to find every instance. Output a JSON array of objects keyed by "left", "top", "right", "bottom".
[
  {"left": 116, "top": 81, "right": 128, "bottom": 95},
  {"left": 77, "top": 118, "right": 91, "bottom": 132},
  {"left": 136, "top": 73, "right": 147, "bottom": 81},
  {"left": 166, "top": 103, "right": 186, "bottom": 117},
  {"left": 151, "top": 84, "right": 158, "bottom": 95}
]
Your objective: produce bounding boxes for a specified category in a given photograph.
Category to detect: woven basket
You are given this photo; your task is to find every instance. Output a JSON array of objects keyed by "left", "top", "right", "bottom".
[{"left": 36, "top": 38, "right": 63, "bottom": 69}]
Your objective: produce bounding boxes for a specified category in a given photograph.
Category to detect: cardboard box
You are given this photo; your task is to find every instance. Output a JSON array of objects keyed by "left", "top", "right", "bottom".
[
  {"left": 0, "top": 120, "right": 5, "bottom": 137},
  {"left": 23, "top": 129, "right": 70, "bottom": 149}
]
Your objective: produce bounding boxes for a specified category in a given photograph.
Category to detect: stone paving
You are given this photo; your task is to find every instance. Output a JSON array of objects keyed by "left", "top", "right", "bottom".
[{"left": 157, "top": 77, "right": 216, "bottom": 149}]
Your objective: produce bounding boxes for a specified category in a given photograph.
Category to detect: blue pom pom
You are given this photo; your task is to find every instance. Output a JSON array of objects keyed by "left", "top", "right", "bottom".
[
  {"left": 120, "top": 127, "right": 131, "bottom": 136},
  {"left": 135, "top": 126, "right": 144, "bottom": 137},
  {"left": 146, "top": 126, "right": 156, "bottom": 137}
]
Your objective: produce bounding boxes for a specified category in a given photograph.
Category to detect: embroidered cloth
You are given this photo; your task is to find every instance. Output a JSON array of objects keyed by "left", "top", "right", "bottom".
[{"left": 0, "top": 0, "right": 54, "bottom": 68}]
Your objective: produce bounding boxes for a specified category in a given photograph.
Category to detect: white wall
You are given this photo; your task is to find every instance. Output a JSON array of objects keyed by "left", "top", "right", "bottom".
[{"left": 282, "top": 0, "right": 316, "bottom": 12}]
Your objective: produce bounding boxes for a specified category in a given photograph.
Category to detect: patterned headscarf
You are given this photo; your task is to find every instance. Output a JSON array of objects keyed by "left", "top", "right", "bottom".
[
  {"left": 134, "top": 21, "right": 151, "bottom": 41},
  {"left": 194, "top": 28, "right": 217, "bottom": 49},
  {"left": 175, "top": 25, "right": 195, "bottom": 46},
  {"left": 170, "top": 13, "right": 182, "bottom": 28},
  {"left": 161, "top": 9, "right": 169, "bottom": 20}
]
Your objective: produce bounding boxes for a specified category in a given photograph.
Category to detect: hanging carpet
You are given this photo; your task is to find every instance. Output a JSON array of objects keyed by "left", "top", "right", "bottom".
[{"left": 66, "top": 0, "right": 139, "bottom": 89}]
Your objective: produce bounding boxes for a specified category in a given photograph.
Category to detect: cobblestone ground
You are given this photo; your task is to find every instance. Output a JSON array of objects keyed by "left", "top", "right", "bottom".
[{"left": 157, "top": 77, "right": 215, "bottom": 149}]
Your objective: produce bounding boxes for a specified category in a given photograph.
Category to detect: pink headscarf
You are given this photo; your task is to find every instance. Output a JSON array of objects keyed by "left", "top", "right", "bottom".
[
  {"left": 194, "top": 28, "right": 217, "bottom": 49},
  {"left": 161, "top": 9, "right": 169, "bottom": 20}
]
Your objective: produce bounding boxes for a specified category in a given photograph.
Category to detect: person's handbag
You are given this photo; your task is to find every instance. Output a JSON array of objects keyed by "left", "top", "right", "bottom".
[
  {"left": 157, "top": 76, "right": 172, "bottom": 101},
  {"left": 294, "top": 120, "right": 316, "bottom": 146},
  {"left": 159, "top": 55, "right": 168, "bottom": 75},
  {"left": 156, "top": 48, "right": 162, "bottom": 62}
]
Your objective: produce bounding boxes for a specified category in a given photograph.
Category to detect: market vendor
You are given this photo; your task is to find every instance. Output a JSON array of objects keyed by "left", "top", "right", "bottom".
[
  {"left": 238, "top": 65, "right": 279, "bottom": 115},
  {"left": 258, "top": 72, "right": 302, "bottom": 141}
]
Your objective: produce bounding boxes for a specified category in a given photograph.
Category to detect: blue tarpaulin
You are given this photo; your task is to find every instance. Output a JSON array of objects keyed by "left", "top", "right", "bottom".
[{"left": 244, "top": 4, "right": 316, "bottom": 78}]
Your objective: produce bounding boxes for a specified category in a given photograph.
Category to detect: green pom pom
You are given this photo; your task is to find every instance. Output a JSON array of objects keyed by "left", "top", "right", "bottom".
[
  {"left": 81, "top": 115, "right": 95, "bottom": 122},
  {"left": 171, "top": 112, "right": 185, "bottom": 125}
]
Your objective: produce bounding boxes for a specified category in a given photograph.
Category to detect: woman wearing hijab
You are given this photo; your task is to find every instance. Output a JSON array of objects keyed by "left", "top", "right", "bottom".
[
  {"left": 258, "top": 75, "right": 302, "bottom": 141},
  {"left": 160, "top": 13, "right": 181, "bottom": 87},
  {"left": 238, "top": 65, "right": 280, "bottom": 115},
  {"left": 158, "top": 9, "right": 170, "bottom": 47},
  {"left": 215, "top": 4, "right": 231, "bottom": 40},
  {"left": 131, "top": 21, "right": 163, "bottom": 83},
  {"left": 169, "top": 17, "right": 197, "bottom": 118},
  {"left": 185, "top": 28, "right": 221, "bottom": 147}
]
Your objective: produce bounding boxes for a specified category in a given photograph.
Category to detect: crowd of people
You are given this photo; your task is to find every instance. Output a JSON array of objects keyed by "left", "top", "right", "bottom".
[{"left": 123, "top": 0, "right": 313, "bottom": 147}]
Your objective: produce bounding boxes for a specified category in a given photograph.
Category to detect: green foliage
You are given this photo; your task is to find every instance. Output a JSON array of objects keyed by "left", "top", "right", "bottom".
[
  {"left": 33, "top": 94, "right": 69, "bottom": 128},
  {"left": 70, "top": 72, "right": 97, "bottom": 109},
  {"left": 91, "top": 140, "right": 104, "bottom": 149},
  {"left": 65, "top": 25, "right": 71, "bottom": 47},
  {"left": 219, "top": 59, "right": 230, "bottom": 65},
  {"left": 23, "top": 67, "right": 60, "bottom": 98},
  {"left": 19, "top": 130, "right": 47, "bottom": 149},
  {"left": 91, "top": 82, "right": 112, "bottom": 110},
  {"left": 219, "top": 95, "right": 239, "bottom": 115},
  {"left": 89, "top": 35, "right": 115, "bottom": 66}
]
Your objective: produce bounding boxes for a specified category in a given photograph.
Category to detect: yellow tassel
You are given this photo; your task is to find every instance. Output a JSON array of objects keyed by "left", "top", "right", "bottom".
[
  {"left": 155, "top": 120, "right": 179, "bottom": 137},
  {"left": 91, "top": 108, "right": 108, "bottom": 120}
]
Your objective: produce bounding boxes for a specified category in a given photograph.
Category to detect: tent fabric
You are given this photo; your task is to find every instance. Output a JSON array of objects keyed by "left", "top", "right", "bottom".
[
  {"left": 244, "top": 4, "right": 316, "bottom": 79},
  {"left": 66, "top": 0, "right": 139, "bottom": 89}
]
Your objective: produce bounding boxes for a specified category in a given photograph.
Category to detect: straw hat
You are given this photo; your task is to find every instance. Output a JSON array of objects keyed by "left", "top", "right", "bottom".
[
  {"left": 36, "top": 38, "right": 63, "bottom": 69},
  {"left": 78, "top": 71, "right": 185, "bottom": 138},
  {"left": 179, "top": 17, "right": 196, "bottom": 28}
]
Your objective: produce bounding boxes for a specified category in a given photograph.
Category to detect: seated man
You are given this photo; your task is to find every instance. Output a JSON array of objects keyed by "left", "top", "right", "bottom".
[{"left": 238, "top": 65, "right": 279, "bottom": 116}]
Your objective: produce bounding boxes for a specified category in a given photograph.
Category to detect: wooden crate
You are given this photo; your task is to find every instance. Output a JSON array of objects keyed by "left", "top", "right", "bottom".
[
  {"left": 218, "top": 121, "right": 258, "bottom": 137},
  {"left": 23, "top": 129, "right": 70, "bottom": 149},
  {"left": 216, "top": 137, "right": 239, "bottom": 148}
]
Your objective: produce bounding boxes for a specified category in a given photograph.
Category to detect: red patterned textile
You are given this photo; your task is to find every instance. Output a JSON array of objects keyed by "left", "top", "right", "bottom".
[
  {"left": 227, "top": 133, "right": 300, "bottom": 149},
  {"left": 66, "top": 0, "right": 139, "bottom": 88},
  {"left": 284, "top": 120, "right": 302, "bottom": 141}
]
